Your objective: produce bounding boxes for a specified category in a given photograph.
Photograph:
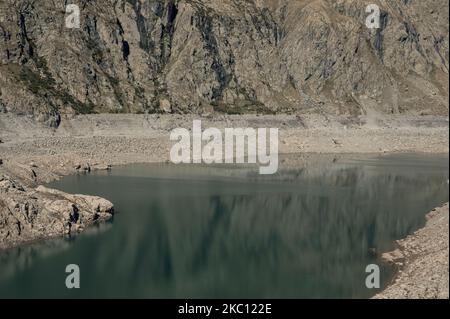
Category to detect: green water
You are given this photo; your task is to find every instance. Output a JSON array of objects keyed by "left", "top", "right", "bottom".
[{"left": 0, "top": 154, "right": 448, "bottom": 299}]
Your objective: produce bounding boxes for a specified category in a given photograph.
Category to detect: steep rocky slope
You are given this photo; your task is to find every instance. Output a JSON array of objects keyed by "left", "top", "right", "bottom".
[{"left": 0, "top": 0, "right": 448, "bottom": 126}]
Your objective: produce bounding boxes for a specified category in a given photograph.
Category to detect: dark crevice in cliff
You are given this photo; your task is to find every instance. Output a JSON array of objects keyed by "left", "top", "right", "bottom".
[
  {"left": 373, "top": 10, "right": 389, "bottom": 61},
  {"left": 122, "top": 40, "right": 130, "bottom": 61},
  {"left": 17, "top": 11, "right": 34, "bottom": 62},
  {"left": 166, "top": 1, "right": 178, "bottom": 27},
  {"left": 248, "top": 6, "right": 281, "bottom": 46},
  {"left": 160, "top": 0, "right": 178, "bottom": 64},
  {"left": 126, "top": 0, "right": 154, "bottom": 53},
  {"left": 433, "top": 35, "right": 449, "bottom": 73},
  {"left": 195, "top": 6, "right": 230, "bottom": 101}
]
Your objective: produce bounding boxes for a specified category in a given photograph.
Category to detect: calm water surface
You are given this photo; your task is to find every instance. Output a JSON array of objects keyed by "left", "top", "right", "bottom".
[{"left": 0, "top": 154, "right": 448, "bottom": 298}]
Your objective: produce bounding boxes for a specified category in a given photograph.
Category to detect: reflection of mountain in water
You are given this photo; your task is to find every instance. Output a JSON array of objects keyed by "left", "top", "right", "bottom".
[
  {"left": 0, "top": 154, "right": 448, "bottom": 298},
  {"left": 0, "top": 222, "right": 112, "bottom": 282}
]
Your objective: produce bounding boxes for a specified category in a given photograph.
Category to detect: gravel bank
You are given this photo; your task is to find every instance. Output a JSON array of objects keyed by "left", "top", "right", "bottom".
[{"left": 373, "top": 203, "right": 449, "bottom": 299}]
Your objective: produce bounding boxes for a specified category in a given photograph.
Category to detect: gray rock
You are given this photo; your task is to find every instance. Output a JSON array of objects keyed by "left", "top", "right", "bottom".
[
  {"left": 0, "top": 175, "right": 114, "bottom": 250},
  {"left": 92, "top": 164, "right": 112, "bottom": 171}
]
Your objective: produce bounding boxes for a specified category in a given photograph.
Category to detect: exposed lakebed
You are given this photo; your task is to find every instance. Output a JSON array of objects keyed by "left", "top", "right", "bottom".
[{"left": 0, "top": 154, "right": 448, "bottom": 298}]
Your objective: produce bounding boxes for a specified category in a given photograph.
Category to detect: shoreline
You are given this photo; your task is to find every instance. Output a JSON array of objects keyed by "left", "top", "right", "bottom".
[
  {"left": 1, "top": 113, "right": 447, "bottom": 186},
  {"left": 373, "top": 203, "right": 449, "bottom": 299},
  {"left": 0, "top": 113, "right": 449, "bottom": 298}
]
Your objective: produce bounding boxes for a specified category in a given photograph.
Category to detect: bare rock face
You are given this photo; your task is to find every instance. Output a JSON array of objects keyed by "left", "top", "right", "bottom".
[
  {"left": 0, "top": 175, "right": 114, "bottom": 250},
  {"left": 0, "top": 0, "right": 448, "bottom": 120}
]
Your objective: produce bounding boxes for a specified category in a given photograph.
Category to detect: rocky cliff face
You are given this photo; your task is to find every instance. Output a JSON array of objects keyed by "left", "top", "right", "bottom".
[{"left": 0, "top": 0, "right": 448, "bottom": 125}]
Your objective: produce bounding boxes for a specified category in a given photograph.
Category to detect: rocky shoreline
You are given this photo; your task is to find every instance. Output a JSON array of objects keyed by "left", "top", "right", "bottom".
[
  {"left": 374, "top": 203, "right": 449, "bottom": 299},
  {"left": 0, "top": 174, "right": 114, "bottom": 250}
]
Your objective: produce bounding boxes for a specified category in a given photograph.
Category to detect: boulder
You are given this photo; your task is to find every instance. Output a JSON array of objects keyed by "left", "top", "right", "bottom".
[
  {"left": 0, "top": 177, "right": 114, "bottom": 250},
  {"left": 381, "top": 249, "right": 404, "bottom": 264},
  {"left": 36, "top": 186, "right": 114, "bottom": 215},
  {"left": 92, "top": 164, "right": 112, "bottom": 171},
  {"left": 159, "top": 98, "right": 172, "bottom": 113}
]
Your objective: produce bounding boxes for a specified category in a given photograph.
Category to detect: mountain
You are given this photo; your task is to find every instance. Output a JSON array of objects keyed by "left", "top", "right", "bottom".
[{"left": 0, "top": 0, "right": 448, "bottom": 126}]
